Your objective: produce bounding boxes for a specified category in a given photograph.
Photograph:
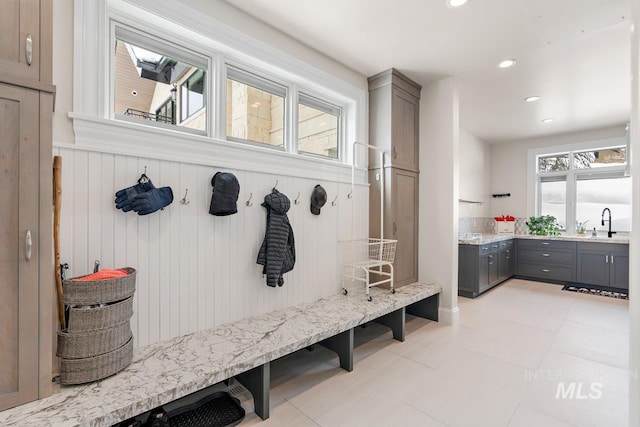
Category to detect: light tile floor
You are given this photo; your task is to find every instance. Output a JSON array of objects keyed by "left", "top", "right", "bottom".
[{"left": 240, "top": 279, "right": 630, "bottom": 427}]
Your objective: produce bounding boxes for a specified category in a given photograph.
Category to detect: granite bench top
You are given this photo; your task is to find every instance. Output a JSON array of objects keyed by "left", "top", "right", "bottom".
[{"left": 0, "top": 282, "right": 441, "bottom": 427}]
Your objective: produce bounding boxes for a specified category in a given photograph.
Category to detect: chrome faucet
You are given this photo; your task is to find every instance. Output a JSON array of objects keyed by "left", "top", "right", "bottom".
[{"left": 601, "top": 208, "right": 616, "bottom": 238}]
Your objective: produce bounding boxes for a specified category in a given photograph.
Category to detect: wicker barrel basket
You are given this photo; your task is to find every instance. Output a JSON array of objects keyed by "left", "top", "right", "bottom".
[
  {"left": 58, "top": 267, "right": 136, "bottom": 385},
  {"left": 60, "top": 337, "right": 133, "bottom": 385},
  {"left": 62, "top": 267, "right": 136, "bottom": 305}
]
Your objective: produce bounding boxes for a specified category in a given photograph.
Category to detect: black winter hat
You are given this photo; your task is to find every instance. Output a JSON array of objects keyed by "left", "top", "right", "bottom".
[
  {"left": 209, "top": 172, "right": 240, "bottom": 216},
  {"left": 310, "top": 184, "right": 327, "bottom": 215}
]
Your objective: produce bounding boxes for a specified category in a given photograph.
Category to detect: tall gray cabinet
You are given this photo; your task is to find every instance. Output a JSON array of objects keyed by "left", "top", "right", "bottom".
[
  {"left": 0, "top": 0, "right": 54, "bottom": 410},
  {"left": 368, "top": 69, "right": 421, "bottom": 287}
]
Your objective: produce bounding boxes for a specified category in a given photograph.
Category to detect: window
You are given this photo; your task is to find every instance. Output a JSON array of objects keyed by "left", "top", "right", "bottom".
[
  {"left": 298, "top": 93, "right": 340, "bottom": 159},
  {"left": 113, "top": 27, "right": 208, "bottom": 133},
  {"left": 535, "top": 143, "right": 630, "bottom": 233},
  {"left": 540, "top": 177, "right": 567, "bottom": 229},
  {"left": 576, "top": 175, "right": 631, "bottom": 232},
  {"left": 226, "top": 67, "right": 285, "bottom": 148},
  {"left": 155, "top": 99, "right": 175, "bottom": 125},
  {"left": 110, "top": 24, "right": 353, "bottom": 162},
  {"left": 180, "top": 69, "right": 205, "bottom": 123}
]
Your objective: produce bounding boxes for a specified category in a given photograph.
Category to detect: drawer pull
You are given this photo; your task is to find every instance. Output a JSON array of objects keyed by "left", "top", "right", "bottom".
[
  {"left": 25, "top": 230, "right": 32, "bottom": 260},
  {"left": 541, "top": 242, "right": 551, "bottom": 246},
  {"left": 611, "top": 255, "right": 614, "bottom": 264},
  {"left": 482, "top": 247, "right": 488, "bottom": 251},
  {"left": 605, "top": 255, "right": 609, "bottom": 264},
  {"left": 492, "top": 245, "right": 498, "bottom": 249},
  {"left": 541, "top": 269, "right": 551, "bottom": 273},
  {"left": 541, "top": 253, "right": 550, "bottom": 257},
  {"left": 26, "top": 34, "right": 33, "bottom": 65}
]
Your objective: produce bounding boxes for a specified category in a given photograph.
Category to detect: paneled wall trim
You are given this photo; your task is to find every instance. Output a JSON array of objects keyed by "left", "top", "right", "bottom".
[{"left": 54, "top": 143, "right": 369, "bottom": 349}]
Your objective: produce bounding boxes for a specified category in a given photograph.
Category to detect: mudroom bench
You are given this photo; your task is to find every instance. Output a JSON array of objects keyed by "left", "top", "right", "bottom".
[{"left": 0, "top": 283, "right": 441, "bottom": 426}]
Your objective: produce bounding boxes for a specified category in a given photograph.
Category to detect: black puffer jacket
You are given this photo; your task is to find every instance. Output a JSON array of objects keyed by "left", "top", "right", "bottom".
[{"left": 257, "top": 190, "right": 296, "bottom": 287}]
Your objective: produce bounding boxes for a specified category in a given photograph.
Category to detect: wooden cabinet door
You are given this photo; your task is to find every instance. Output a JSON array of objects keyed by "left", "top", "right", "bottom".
[
  {"left": 0, "top": 84, "right": 39, "bottom": 411},
  {"left": 576, "top": 250, "right": 609, "bottom": 286},
  {"left": 0, "top": 0, "right": 40, "bottom": 83},
  {"left": 478, "top": 255, "right": 490, "bottom": 292},
  {"left": 391, "top": 89, "right": 419, "bottom": 171},
  {"left": 610, "top": 250, "right": 629, "bottom": 290},
  {"left": 389, "top": 169, "right": 418, "bottom": 286}
]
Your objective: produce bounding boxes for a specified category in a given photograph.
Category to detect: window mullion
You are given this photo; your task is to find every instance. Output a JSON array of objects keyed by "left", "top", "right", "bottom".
[
  {"left": 566, "top": 170, "right": 577, "bottom": 234},
  {"left": 213, "top": 55, "right": 226, "bottom": 140},
  {"left": 288, "top": 85, "right": 298, "bottom": 155}
]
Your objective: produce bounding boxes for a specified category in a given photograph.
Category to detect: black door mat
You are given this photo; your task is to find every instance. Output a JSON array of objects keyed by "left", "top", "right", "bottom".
[
  {"left": 562, "top": 284, "right": 628, "bottom": 300},
  {"left": 166, "top": 391, "right": 245, "bottom": 427}
]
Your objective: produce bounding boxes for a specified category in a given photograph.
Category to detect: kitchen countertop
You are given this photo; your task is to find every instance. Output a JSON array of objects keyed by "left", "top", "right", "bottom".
[{"left": 459, "top": 233, "right": 629, "bottom": 245}]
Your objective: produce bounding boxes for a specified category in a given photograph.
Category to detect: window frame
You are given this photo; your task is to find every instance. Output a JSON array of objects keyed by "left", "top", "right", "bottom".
[
  {"left": 111, "top": 24, "right": 210, "bottom": 136},
  {"left": 225, "top": 65, "right": 288, "bottom": 151},
  {"left": 533, "top": 141, "right": 629, "bottom": 234},
  {"left": 297, "top": 92, "right": 342, "bottom": 160},
  {"left": 180, "top": 68, "right": 206, "bottom": 123}
]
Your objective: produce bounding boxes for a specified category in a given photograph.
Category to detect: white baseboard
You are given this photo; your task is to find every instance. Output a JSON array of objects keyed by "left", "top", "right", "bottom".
[{"left": 438, "top": 306, "right": 460, "bottom": 325}]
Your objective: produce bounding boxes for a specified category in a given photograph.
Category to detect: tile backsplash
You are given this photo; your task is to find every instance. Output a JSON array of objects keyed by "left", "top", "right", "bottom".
[{"left": 459, "top": 217, "right": 528, "bottom": 235}]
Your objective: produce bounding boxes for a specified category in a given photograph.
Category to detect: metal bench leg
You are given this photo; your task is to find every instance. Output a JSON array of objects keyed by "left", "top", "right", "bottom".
[
  {"left": 236, "top": 362, "right": 270, "bottom": 420},
  {"left": 406, "top": 294, "right": 439, "bottom": 321},
  {"left": 319, "top": 328, "right": 354, "bottom": 372},
  {"left": 373, "top": 307, "right": 405, "bottom": 342}
]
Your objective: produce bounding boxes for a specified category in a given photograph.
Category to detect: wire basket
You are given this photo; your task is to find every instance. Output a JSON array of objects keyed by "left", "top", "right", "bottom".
[{"left": 357, "top": 238, "right": 397, "bottom": 264}]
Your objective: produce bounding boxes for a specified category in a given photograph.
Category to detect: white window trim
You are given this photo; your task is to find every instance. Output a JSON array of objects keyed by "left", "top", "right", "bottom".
[
  {"left": 72, "top": 0, "right": 366, "bottom": 178},
  {"left": 528, "top": 136, "right": 629, "bottom": 234}
]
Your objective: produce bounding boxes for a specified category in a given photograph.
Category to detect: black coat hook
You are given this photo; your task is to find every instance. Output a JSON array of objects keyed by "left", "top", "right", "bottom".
[
  {"left": 331, "top": 195, "right": 338, "bottom": 206},
  {"left": 246, "top": 192, "right": 253, "bottom": 207},
  {"left": 294, "top": 192, "right": 301, "bottom": 205}
]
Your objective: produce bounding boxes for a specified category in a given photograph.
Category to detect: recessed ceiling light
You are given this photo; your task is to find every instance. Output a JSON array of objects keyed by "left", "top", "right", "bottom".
[
  {"left": 525, "top": 96, "right": 540, "bottom": 102},
  {"left": 131, "top": 90, "right": 138, "bottom": 96},
  {"left": 447, "top": 0, "right": 469, "bottom": 7},
  {"left": 541, "top": 118, "right": 554, "bottom": 123},
  {"left": 498, "top": 59, "right": 517, "bottom": 68}
]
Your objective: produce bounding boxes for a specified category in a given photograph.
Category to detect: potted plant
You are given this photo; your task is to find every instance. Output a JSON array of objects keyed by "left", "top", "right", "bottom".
[
  {"left": 576, "top": 220, "right": 589, "bottom": 237},
  {"left": 526, "top": 215, "right": 561, "bottom": 236}
]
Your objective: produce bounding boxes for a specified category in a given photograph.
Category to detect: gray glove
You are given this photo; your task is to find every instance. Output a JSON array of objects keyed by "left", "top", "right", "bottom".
[
  {"left": 131, "top": 187, "right": 174, "bottom": 215},
  {"left": 115, "top": 180, "right": 155, "bottom": 212}
]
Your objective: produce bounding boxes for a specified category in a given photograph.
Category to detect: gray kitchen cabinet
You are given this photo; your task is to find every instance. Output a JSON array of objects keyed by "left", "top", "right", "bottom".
[
  {"left": 368, "top": 68, "right": 421, "bottom": 172},
  {"left": 368, "top": 68, "right": 421, "bottom": 288},
  {"left": 577, "top": 243, "right": 629, "bottom": 290},
  {"left": 369, "top": 168, "right": 419, "bottom": 287},
  {"left": 516, "top": 239, "right": 577, "bottom": 282},
  {"left": 498, "top": 239, "right": 516, "bottom": 280},
  {"left": 459, "top": 239, "right": 514, "bottom": 298}
]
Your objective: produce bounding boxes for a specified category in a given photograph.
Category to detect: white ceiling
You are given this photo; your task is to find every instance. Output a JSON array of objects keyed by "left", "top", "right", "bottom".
[{"left": 223, "top": 0, "right": 630, "bottom": 143}]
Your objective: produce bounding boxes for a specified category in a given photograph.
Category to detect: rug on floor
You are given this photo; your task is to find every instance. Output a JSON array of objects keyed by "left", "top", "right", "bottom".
[{"left": 562, "top": 284, "right": 628, "bottom": 300}]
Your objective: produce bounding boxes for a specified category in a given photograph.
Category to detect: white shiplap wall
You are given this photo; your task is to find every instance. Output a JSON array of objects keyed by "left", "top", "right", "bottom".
[{"left": 54, "top": 146, "right": 369, "bottom": 348}]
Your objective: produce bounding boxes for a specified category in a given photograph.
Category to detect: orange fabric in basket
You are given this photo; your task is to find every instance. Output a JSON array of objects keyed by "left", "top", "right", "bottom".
[{"left": 72, "top": 269, "right": 128, "bottom": 281}]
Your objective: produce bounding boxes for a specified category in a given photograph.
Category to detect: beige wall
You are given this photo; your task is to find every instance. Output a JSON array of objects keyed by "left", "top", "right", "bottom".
[{"left": 459, "top": 128, "right": 491, "bottom": 218}]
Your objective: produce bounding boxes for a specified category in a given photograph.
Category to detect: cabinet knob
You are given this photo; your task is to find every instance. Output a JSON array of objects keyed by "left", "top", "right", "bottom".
[{"left": 26, "top": 34, "right": 33, "bottom": 66}]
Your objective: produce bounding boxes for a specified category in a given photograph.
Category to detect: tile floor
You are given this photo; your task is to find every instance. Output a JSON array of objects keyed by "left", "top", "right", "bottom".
[{"left": 238, "top": 279, "right": 630, "bottom": 427}]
